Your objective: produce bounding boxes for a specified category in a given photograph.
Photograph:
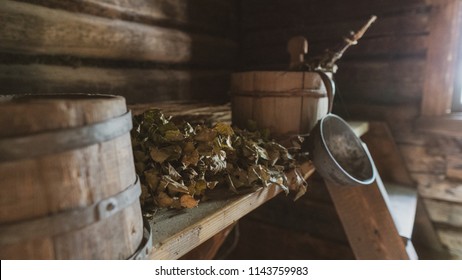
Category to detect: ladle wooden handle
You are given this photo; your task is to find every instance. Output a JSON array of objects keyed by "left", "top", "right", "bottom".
[{"left": 287, "top": 36, "right": 308, "bottom": 70}]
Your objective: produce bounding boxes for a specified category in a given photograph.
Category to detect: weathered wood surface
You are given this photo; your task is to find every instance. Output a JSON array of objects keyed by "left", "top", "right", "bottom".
[
  {"left": 437, "top": 228, "right": 462, "bottom": 257},
  {"left": 180, "top": 224, "right": 235, "bottom": 260},
  {"left": 326, "top": 177, "right": 410, "bottom": 260},
  {"left": 447, "top": 155, "right": 462, "bottom": 180},
  {"left": 227, "top": 217, "right": 355, "bottom": 260},
  {"left": 416, "top": 115, "right": 462, "bottom": 138},
  {"left": 424, "top": 199, "right": 462, "bottom": 228},
  {"left": 231, "top": 71, "right": 330, "bottom": 137},
  {"left": 17, "top": 0, "right": 237, "bottom": 35},
  {"left": 241, "top": 0, "right": 428, "bottom": 29},
  {"left": 148, "top": 182, "right": 284, "bottom": 260},
  {"left": 241, "top": 13, "right": 429, "bottom": 47},
  {"left": 361, "top": 122, "right": 414, "bottom": 185},
  {"left": 241, "top": 41, "right": 426, "bottom": 70},
  {"left": 0, "top": 1, "right": 236, "bottom": 65},
  {"left": 413, "top": 174, "right": 462, "bottom": 203},
  {"left": 0, "top": 95, "right": 142, "bottom": 259},
  {"left": 247, "top": 191, "right": 349, "bottom": 243},
  {"left": 0, "top": 64, "right": 230, "bottom": 103},
  {"left": 421, "top": 0, "right": 462, "bottom": 116}
]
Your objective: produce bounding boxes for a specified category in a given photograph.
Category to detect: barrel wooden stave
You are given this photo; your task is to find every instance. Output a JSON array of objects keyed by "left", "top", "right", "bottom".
[
  {"left": 0, "top": 201, "right": 142, "bottom": 259},
  {"left": 0, "top": 134, "right": 136, "bottom": 223},
  {"left": 0, "top": 94, "right": 143, "bottom": 259},
  {"left": 231, "top": 71, "right": 328, "bottom": 138},
  {"left": 0, "top": 95, "right": 126, "bottom": 138}
]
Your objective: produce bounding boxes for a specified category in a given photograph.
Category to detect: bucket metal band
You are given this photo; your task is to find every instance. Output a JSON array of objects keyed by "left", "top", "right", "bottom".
[
  {"left": 0, "top": 110, "right": 133, "bottom": 162},
  {"left": 0, "top": 176, "right": 141, "bottom": 245},
  {"left": 232, "top": 89, "right": 326, "bottom": 98},
  {"left": 127, "top": 218, "right": 153, "bottom": 260}
]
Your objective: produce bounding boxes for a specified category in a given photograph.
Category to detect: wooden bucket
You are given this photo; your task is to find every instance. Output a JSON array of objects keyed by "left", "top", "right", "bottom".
[
  {"left": 0, "top": 94, "right": 144, "bottom": 259},
  {"left": 231, "top": 71, "right": 334, "bottom": 139}
]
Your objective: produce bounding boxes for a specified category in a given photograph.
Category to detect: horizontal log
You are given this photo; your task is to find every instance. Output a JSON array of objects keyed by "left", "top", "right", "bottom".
[
  {"left": 0, "top": 64, "right": 230, "bottom": 103},
  {"left": 340, "top": 103, "right": 430, "bottom": 146},
  {"left": 241, "top": 0, "right": 429, "bottom": 30},
  {"left": 17, "top": 0, "right": 237, "bottom": 36},
  {"left": 436, "top": 228, "right": 462, "bottom": 258},
  {"left": 337, "top": 59, "right": 425, "bottom": 84},
  {"left": 447, "top": 155, "right": 462, "bottom": 180},
  {"left": 0, "top": 1, "right": 237, "bottom": 64},
  {"left": 241, "top": 13, "right": 429, "bottom": 48},
  {"left": 399, "top": 145, "right": 446, "bottom": 174},
  {"left": 412, "top": 173, "right": 462, "bottom": 203},
  {"left": 424, "top": 199, "right": 462, "bottom": 227},
  {"left": 336, "top": 81, "right": 422, "bottom": 104},
  {"left": 423, "top": 136, "right": 462, "bottom": 157},
  {"left": 240, "top": 35, "right": 427, "bottom": 69}
]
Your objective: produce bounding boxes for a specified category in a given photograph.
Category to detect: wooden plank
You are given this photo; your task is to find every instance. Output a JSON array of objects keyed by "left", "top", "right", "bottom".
[
  {"left": 180, "top": 224, "right": 235, "bottom": 260},
  {"left": 413, "top": 174, "right": 462, "bottom": 203},
  {"left": 17, "top": 0, "right": 237, "bottom": 35},
  {"left": 248, "top": 194, "right": 349, "bottom": 243},
  {"left": 436, "top": 228, "right": 462, "bottom": 258},
  {"left": 399, "top": 145, "right": 446, "bottom": 174},
  {"left": 344, "top": 103, "right": 434, "bottom": 147},
  {"left": 0, "top": 64, "right": 230, "bottom": 104},
  {"left": 0, "top": 1, "right": 236, "bottom": 64},
  {"left": 227, "top": 217, "right": 355, "bottom": 260},
  {"left": 148, "top": 184, "right": 284, "bottom": 260},
  {"left": 416, "top": 115, "right": 462, "bottom": 138},
  {"left": 424, "top": 199, "right": 462, "bottom": 227},
  {"left": 325, "top": 173, "right": 410, "bottom": 259},
  {"left": 241, "top": 0, "right": 429, "bottom": 30},
  {"left": 447, "top": 154, "right": 462, "bottom": 180},
  {"left": 361, "top": 122, "right": 414, "bottom": 185},
  {"left": 421, "top": 0, "right": 462, "bottom": 116},
  {"left": 425, "top": 135, "right": 462, "bottom": 157},
  {"left": 338, "top": 82, "right": 422, "bottom": 105},
  {"left": 241, "top": 13, "right": 429, "bottom": 48},
  {"left": 412, "top": 198, "right": 450, "bottom": 260},
  {"left": 240, "top": 37, "right": 427, "bottom": 69}
]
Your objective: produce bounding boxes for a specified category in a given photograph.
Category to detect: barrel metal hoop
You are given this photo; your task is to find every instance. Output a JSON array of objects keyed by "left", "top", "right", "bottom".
[
  {"left": 127, "top": 218, "right": 153, "bottom": 260},
  {"left": 0, "top": 110, "right": 133, "bottom": 162},
  {"left": 0, "top": 176, "right": 141, "bottom": 245},
  {"left": 232, "top": 89, "right": 326, "bottom": 98}
]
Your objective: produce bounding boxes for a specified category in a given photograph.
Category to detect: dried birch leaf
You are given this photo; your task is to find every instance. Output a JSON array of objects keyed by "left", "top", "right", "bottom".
[{"left": 180, "top": 194, "right": 199, "bottom": 208}]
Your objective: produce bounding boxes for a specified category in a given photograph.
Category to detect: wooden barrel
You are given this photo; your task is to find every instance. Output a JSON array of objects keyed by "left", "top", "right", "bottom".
[
  {"left": 231, "top": 71, "right": 333, "bottom": 139},
  {"left": 0, "top": 94, "right": 143, "bottom": 259}
]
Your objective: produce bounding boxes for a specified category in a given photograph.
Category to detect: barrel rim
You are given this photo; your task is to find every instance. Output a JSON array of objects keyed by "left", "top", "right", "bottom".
[{"left": 0, "top": 93, "right": 125, "bottom": 104}]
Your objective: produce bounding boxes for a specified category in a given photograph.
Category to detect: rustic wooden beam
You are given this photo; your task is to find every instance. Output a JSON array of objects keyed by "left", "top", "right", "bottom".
[
  {"left": 326, "top": 175, "right": 410, "bottom": 259},
  {"left": 421, "top": 0, "right": 462, "bottom": 116},
  {"left": 0, "top": 64, "right": 230, "bottom": 103},
  {"left": 241, "top": 0, "right": 429, "bottom": 30},
  {"left": 0, "top": 1, "right": 236, "bottom": 64},
  {"left": 16, "top": 0, "right": 237, "bottom": 35}
]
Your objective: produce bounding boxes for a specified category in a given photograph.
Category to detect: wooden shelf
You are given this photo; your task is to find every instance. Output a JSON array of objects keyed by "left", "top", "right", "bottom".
[{"left": 134, "top": 103, "right": 369, "bottom": 259}]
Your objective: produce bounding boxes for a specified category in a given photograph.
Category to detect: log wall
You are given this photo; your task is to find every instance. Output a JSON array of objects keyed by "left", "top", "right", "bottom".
[
  {"left": 0, "top": 0, "right": 238, "bottom": 103},
  {"left": 237, "top": 0, "right": 462, "bottom": 259}
]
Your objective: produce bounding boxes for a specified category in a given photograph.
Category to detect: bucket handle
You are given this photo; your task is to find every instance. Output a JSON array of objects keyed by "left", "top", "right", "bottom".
[{"left": 315, "top": 70, "right": 335, "bottom": 114}]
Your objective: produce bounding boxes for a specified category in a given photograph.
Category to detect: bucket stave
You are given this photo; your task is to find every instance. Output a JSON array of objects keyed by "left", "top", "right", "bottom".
[{"left": 231, "top": 71, "right": 332, "bottom": 140}]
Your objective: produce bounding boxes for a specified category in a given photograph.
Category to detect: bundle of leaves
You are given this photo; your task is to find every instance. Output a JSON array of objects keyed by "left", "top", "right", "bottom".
[{"left": 131, "top": 109, "right": 306, "bottom": 209}]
